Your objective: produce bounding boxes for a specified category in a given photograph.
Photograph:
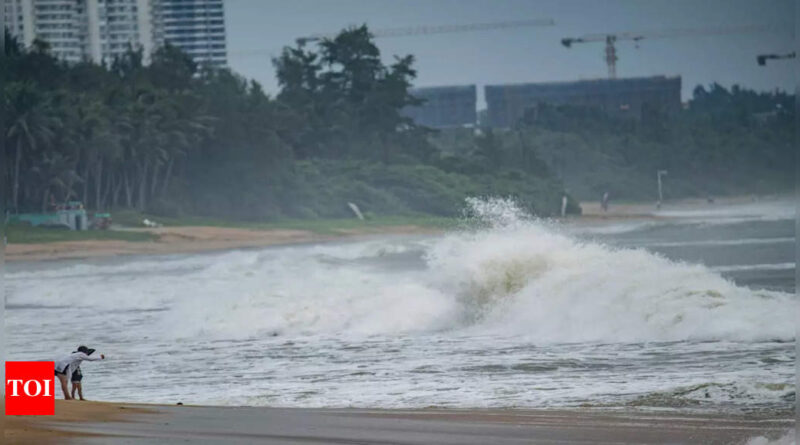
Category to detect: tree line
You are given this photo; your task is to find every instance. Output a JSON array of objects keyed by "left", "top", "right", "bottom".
[
  {"left": 517, "top": 84, "right": 795, "bottom": 200},
  {"left": 2, "top": 26, "right": 569, "bottom": 219},
  {"left": 430, "top": 83, "right": 794, "bottom": 202},
  {"left": 3, "top": 25, "right": 792, "bottom": 220},
  {"left": 4, "top": 39, "right": 214, "bottom": 214}
]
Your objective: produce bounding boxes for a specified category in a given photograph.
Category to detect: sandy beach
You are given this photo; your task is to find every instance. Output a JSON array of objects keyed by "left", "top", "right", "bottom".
[
  {"left": 4, "top": 400, "right": 793, "bottom": 444},
  {"left": 6, "top": 195, "right": 780, "bottom": 263},
  {"left": 5, "top": 224, "right": 437, "bottom": 262}
]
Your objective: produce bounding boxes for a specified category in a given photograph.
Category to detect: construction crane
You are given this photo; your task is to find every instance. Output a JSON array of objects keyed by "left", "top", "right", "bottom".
[
  {"left": 757, "top": 52, "right": 796, "bottom": 66},
  {"left": 561, "top": 24, "right": 778, "bottom": 79},
  {"left": 228, "top": 19, "right": 554, "bottom": 58},
  {"left": 295, "top": 18, "right": 554, "bottom": 47}
]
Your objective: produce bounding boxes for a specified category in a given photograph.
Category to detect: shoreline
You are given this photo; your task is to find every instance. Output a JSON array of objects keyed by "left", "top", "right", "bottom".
[
  {"left": 5, "top": 195, "right": 789, "bottom": 263},
  {"left": 5, "top": 224, "right": 440, "bottom": 263},
  {"left": 5, "top": 400, "right": 793, "bottom": 444}
]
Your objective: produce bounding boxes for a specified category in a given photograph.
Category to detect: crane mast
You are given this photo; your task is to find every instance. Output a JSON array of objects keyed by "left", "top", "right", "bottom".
[{"left": 604, "top": 36, "right": 617, "bottom": 79}]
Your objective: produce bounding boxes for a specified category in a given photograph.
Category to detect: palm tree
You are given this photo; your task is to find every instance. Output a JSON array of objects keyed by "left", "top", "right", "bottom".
[
  {"left": 28, "top": 151, "right": 82, "bottom": 211},
  {"left": 5, "top": 82, "right": 61, "bottom": 212}
]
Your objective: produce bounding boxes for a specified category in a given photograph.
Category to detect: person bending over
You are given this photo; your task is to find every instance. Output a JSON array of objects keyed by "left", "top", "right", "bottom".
[{"left": 54, "top": 346, "right": 105, "bottom": 400}]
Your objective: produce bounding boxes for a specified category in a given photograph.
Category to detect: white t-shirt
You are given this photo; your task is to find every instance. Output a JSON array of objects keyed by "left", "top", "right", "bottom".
[{"left": 54, "top": 352, "right": 102, "bottom": 380}]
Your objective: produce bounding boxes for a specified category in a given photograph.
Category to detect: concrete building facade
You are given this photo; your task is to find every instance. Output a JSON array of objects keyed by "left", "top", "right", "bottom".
[
  {"left": 404, "top": 85, "right": 477, "bottom": 129},
  {"left": 3, "top": 0, "right": 226, "bottom": 66},
  {"left": 154, "top": 0, "right": 227, "bottom": 67},
  {"left": 485, "top": 75, "right": 682, "bottom": 128},
  {"left": 90, "top": 0, "right": 156, "bottom": 63}
]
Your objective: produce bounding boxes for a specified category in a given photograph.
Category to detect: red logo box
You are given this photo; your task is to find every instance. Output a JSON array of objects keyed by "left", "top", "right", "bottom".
[{"left": 5, "top": 361, "right": 55, "bottom": 415}]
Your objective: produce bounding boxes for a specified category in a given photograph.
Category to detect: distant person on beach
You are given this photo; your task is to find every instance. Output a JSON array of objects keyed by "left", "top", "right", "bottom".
[
  {"left": 601, "top": 192, "right": 610, "bottom": 212},
  {"left": 54, "top": 346, "right": 105, "bottom": 400}
]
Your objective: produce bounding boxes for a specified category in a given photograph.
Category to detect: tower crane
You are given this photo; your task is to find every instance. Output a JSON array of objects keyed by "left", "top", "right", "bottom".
[
  {"left": 295, "top": 18, "right": 554, "bottom": 47},
  {"left": 228, "top": 19, "right": 554, "bottom": 58},
  {"left": 757, "top": 52, "right": 795, "bottom": 66},
  {"left": 561, "top": 24, "right": 777, "bottom": 79}
]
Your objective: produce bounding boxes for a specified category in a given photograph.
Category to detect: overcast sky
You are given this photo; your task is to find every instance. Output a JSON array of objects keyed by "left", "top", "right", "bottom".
[{"left": 224, "top": 0, "right": 795, "bottom": 107}]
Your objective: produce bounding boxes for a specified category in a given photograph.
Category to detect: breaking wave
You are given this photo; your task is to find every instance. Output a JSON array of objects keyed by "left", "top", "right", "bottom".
[
  {"left": 424, "top": 198, "right": 794, "bottom": 342},
  {"left": 162, "top": 198, "right": 793, "bottom": 342},
  {"left": 10, "top": 198, "right": 795, "bottom": 343}
]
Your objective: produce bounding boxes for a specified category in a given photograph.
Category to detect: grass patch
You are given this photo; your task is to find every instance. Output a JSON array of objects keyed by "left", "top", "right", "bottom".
[
  {"left": 6, "top": 223, "right": 157, "bottom": 244},
  {"left": 111, "top": 210, "right": 241, "bottom": 228},
  {"left": 255, "top": 214, "right": 456, "bottom": 235}
]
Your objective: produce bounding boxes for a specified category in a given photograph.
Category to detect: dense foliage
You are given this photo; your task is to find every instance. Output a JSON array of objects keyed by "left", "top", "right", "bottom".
[
  {"left": 3, "top": 26, "right": 792, "bottom": 220},
  {"left": 430, "top": 84, "right": 794, "bottom": 203},
  {"left": 2, "top": 27, "right": 569, "bottom": 220},
  {"left": 516, "top": 85, "right": 794, "bottom": 201}
]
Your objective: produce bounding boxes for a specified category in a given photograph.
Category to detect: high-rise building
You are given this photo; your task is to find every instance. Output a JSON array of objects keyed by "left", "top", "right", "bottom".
[
  {"left": 3, "top": 0, "right": 227, "bottom": 67},
  {"left": 5, "top": 0, "right": 87, "bottom": 63},
  {"left": 89, "top": 0, "right": 156, "bottom": 63},
  {"left": 153, "top": 0, "right": 227, "bottom": 67}
]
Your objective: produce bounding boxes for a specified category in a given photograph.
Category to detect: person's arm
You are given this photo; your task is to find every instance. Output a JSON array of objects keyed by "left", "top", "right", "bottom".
[{"left": 79, "top": 352, "right": 105, "bottom": 361}]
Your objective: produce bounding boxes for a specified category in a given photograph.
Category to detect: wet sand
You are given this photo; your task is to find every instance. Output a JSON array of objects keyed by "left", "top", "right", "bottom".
[{"left": 4, "top": 400, "right": 793, "bottom": 444}]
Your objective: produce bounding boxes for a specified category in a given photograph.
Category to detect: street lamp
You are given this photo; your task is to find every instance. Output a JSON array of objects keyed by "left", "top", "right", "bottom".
[{"left": 657, "top": 170, "right": 668, "bottom": 209}]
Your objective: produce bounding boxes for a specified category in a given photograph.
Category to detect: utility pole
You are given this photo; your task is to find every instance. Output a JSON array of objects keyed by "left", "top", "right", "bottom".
[
  {"left": 657, "top": 170, "right": 668, "bottom": 209},
  {"left": 604, "top": 35, "right": 618, "bottom": 79}
]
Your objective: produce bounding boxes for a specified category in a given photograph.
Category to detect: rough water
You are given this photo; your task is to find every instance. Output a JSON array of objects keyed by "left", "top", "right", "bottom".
[{"left": 6, "top": 198, "right": 795, "bottom": 412}]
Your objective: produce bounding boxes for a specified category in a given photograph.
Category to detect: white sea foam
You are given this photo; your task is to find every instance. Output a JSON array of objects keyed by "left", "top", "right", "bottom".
[
  {"left": 635, "top": 237, "right": 795, "bottom": 248},
  {"left": 656, "top": 198, "right": 794, "bottom": 223},
  {"left": 140, "top": 199, "right": 796, "bottom": 342},
  {"left": 9, "top": 198, "right": 793, "bottom": 343},
  {"left": 422, "top": 198, "right": 793, "bottom": 342},
  {"left": 746, "top": 430, "right": 795, "bottom": 445},
  {"left": 712, "top": 263, "right": 796, "bottom": 273},
  {"left": 6, "top": 198, "right": 794, "bottom": 409}
]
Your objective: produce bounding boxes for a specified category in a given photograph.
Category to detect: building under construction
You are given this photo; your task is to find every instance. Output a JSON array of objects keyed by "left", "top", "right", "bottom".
[
  {"left": 404, "top": 85, "right": 477, "bottom": 128},
  {"left": 484, "top": 75, "right": 682, "bottom": 128}
]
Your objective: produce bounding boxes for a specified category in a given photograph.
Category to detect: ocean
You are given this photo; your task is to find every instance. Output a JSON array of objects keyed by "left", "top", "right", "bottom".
[{"left": 6, "top": 197, "right": 795, "bottom": 413}]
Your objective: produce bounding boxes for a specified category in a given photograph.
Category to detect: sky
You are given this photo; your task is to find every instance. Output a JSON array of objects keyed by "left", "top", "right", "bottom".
[{"left": 224, "top": 0, "right": 796, "bottom": 107}]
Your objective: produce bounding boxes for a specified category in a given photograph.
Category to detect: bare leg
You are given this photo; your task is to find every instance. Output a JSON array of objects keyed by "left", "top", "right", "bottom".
[
  {"left": 76, "top": 382, "right": 84, "bottom": 400},
  {"left": 57, "top": 374, "right": 71, "bottom": 400}
]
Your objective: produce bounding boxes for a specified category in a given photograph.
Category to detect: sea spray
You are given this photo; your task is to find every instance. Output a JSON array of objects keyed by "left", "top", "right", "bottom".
[
  {"left": 148, "top": 198, "right": 796, "bottom": 342},
  {"left": 427, "top": 198, "right": 794, "bottom": 342},
  {"left": 7, "top": 198, "right": 794, "bottom": 343}
]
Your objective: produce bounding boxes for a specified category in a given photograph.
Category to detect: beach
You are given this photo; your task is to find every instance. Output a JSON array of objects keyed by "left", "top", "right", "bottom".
[
  {"left": 5, "top": 195, "right": 776, "bottom": 263},
  {"left": 5, "top": 400, "right": 793, "bottom": 444},
  {"left": 5, "top": 224, "right": 438, "bottom": 263}
]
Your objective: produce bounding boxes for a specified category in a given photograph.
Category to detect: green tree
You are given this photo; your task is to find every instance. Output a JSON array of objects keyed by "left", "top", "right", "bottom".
[{"left": 5, "top": 82, "right": 61, "bottom": 212}]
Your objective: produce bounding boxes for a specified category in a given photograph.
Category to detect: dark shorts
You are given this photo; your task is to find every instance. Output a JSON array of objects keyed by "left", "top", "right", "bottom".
[
  {"left": 55, "top": 368, "right": 68, "bottom": 377},
  {"left": 71, "top": 368, "right": 83, "bottom": 382}
]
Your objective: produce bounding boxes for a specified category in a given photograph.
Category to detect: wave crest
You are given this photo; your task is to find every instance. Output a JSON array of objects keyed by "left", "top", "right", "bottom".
[{"left": 425, "top": 198, "right": 793, "bottom": 342}]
